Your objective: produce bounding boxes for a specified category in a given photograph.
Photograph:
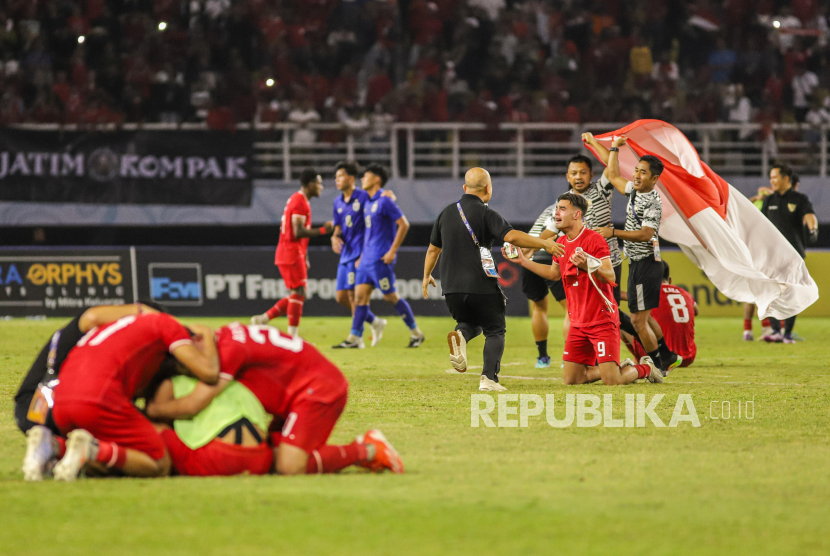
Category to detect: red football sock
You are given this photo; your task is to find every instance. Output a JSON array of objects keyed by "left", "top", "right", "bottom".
[
  {"left": 761, "top": 318, "right": 771, "bottom": 327},
  {"left": 743, "top": 319, "right": 752, "bottom": 331},
  {"left": 95, "top": 440, "right": 128, "bottom": 469},
  {"left": 266, "top": 298, "right": 290, "bottom": 320},
  {"left": 306, "top": 442, "right": 367, "bottom": 474},
  {"left": 634, "top": 364, "right": 652, "bottom": 379},
  {"left": 55, "top": 436, "right": 66, "bottom": 458},
  {"left": 287, "top": 294, "right": 304, "bottom": 328}
]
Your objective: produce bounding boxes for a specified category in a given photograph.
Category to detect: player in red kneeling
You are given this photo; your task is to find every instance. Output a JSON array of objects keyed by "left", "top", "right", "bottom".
[
  {"left": 505, "top": 193, "right": 662, "bottom": 385},
  {"left": 50, "top": 313, "right": 220, "bottom": 480},
  {"left": 252, "top": 168, "right": 333, "bottom": 337},
  {"left": 622, "top": 261, "right": 697, "bottom": 369},
  {"left": 147, "top": 321, "right": 403, "bottom": 475}
]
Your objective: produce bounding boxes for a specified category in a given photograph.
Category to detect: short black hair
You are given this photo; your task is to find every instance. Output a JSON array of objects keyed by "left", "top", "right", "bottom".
[
  {"left": 557, "top": 192, "right": 588, "bottom": 217},
  {"left": 791, "top": 171, "right": 800, "bottom": 186},
  {"left": 364, "top": 163, "right": 389, "bottom": 186},
  {"left": 138, "top": 299, "right": 169, "bottom": 314},
  {"left": 335, "top": 160, "right": 359, "bottom": 177},
  {"left": 566, "top": 154, "right": 593, "bottom": 173},
  {"left": 300, "top": 168, "right": 320, "bottom": 186},
  {"left": 771, "top": 162, "right": 793, "bottom": 180},
  {"left": 662, "top": 261, "right": 671, "bottom": 281},
  {"left": 639, "top": 155, "right": 663, "bottom": 177}
]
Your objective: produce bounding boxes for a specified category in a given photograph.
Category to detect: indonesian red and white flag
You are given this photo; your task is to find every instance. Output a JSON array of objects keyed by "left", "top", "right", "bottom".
[{"left": 585, "top": 120, "right": 818, "bottom": 319}]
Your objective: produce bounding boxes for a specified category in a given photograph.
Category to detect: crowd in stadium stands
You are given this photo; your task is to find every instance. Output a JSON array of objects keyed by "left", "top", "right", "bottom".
[{"left": 1, "top": 0, "right": 829, "bottom": 139}]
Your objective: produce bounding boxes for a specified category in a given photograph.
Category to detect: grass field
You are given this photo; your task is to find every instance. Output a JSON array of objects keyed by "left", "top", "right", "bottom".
[{"left": 1, "top": 315, "right": 829, "bottom": 556}]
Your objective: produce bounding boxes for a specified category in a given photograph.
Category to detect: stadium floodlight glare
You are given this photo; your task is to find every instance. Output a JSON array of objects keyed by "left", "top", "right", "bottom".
[
  {"left": 158, "top": 21, "right": 167, "bottom": 31},
  {"left": 77, "top": 35, "right": 85, "bottom": 44},
  {"left": 773, "top": 20, "right": 781, "bottom": 28},
  {"left": 266, "top": 78, "right": 275, "bottom": 87}
]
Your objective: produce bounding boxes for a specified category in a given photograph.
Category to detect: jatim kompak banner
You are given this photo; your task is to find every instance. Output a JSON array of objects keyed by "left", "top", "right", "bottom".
[
  {"left": 585, "top": 120, "right": 819, "bottom": 320},
  {"left": 0, "top": 129, "right": 252, "bottom": 205}
]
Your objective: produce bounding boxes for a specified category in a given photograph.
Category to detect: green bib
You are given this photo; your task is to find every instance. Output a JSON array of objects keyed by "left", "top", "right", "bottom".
[{"left": 172, "top": 376, "right": 272, "bottom": 449}]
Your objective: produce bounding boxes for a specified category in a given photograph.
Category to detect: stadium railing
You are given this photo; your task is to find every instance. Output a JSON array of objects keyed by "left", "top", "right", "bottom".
[{"left": 10, "top": 122, "right": 829, "bottom": 180}]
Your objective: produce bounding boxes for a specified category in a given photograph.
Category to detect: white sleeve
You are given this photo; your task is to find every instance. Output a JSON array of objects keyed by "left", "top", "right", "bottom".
[
  {"left": 624, "top": 181, "right": 634, "bottom": 195},
  {"left": 544, "top": 216, "right": 558, "bottom": 233}
]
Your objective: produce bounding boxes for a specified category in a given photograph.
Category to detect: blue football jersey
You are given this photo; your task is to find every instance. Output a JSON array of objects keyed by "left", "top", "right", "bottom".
[
  {"left": 362, "top": 191, "right": 404, "bottom": 265},
  {"left": 333, "top": 188, "right": 370, "bottom": 263}
]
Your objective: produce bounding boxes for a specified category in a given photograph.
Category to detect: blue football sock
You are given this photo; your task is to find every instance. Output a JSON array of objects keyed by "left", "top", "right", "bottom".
[
  {"left": 350, "top": 305, "right": 369, "bottom": 337},
  {"left": 394, "top": 299, "right": 417, "bottom": 330},
  {"left": 365, "top": 309, "right": 376, "bottom": 324}
]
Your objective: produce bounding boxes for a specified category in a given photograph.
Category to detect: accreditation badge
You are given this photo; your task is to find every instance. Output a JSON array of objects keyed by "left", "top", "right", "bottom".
[{"left": 480, "top": 247, "right": 499, "bottom": 278}]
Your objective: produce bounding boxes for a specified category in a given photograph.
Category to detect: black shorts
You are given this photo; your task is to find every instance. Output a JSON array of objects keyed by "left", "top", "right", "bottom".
[
  {"left": 612, "top": 263, "right": 622, "bottom": 304},
  {"left": 445, "top": 293, "right": 506, "bottom": 337},
  {"left": 521, "top": 266, "right": 566, "bottom": 303},
  {"left": 627, "top": 257, "right": 663, "bottom": 312}
]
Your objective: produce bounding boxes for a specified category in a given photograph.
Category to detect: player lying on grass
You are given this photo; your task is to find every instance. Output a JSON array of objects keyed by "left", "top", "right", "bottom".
[
  {"left": 44, "top": 313, "right": 220, "bottom": 481},
  {"left": 621, "top": 261, "right": 697, "bottom": 370},
  {"left": 504, "top": 192, "right": 662, "bottom": 385},
  {"left": 147, "top": 372, "right": 274, "bottom": 476},
  {"left": 146, "top": 322, "right": 403, "bottom": 475},
  {"left": 18, "top": 302, "right": 165, "bottom": 481}
]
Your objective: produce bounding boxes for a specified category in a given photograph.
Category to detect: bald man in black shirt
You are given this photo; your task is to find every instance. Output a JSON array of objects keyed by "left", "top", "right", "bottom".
[
  {"left": 423, "top": 167, "right": 562, "bottom": 391},
  {"left": 761, "top": 163, "right": 819, "bottom": 343}
]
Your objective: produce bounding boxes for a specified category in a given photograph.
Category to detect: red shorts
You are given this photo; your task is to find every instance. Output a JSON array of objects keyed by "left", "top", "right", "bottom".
[
  {"left": 277, "top": 258, "right": 307, "bottom": 290},
  {"left": 564, "top": 322, "right": 620, "bottom": 366},
  {"left": 161, "top": 429, "right": 273, "bottom": 476},
  {"left": 52, "top": 398, "right": 165, "bottom": 460},
  {"left": 269, "top": 391, "right": 348, "bottom": 453}
]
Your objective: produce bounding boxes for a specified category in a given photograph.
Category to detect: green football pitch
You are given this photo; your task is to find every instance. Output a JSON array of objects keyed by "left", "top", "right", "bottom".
[{"left": 1, "top": 316, "right": 828, "bottom": 556}]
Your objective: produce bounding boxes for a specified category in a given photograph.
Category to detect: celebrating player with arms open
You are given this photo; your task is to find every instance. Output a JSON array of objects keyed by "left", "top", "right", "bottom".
[{"left": 505, "top": 193, "right": 662, "bottom": 385}]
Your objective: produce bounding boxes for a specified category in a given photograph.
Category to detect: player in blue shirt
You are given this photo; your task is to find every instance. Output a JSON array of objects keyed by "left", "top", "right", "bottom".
[
  {"left": 334, "top": 164, "right": 425, "bottom": 348},
  {"left": 331, "top": 161, "right": 387, "bottom": 348}
]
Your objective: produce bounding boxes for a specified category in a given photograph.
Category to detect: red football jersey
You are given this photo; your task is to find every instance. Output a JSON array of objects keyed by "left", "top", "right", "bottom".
[
  {"left": 553, "top": 226, "right": 619, "bottom": 327},
  {"left": 54, "top": 313, "right": 192, "bottom": 404},
  {"left": 651, "top": 284, "right": 696, "bottom": 360},
  {"left": 216, "top": 322, "right": 347, "bottom": 418},
  {"left": 275, "top": 191, "right": 311, "bottom": 264}
]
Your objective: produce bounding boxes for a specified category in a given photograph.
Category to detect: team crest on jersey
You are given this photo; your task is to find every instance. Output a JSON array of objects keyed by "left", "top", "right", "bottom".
[
  {"left": 372, "top": 202, "right": 378, "bottom": 212},
  {"left": 337, "top": 208, "right": 343, "bottom": 213},
  {"left": 788, "top": 203, "right": 797, "bottom": 213},
  {"left": 353, "top": 200, "right": 360, "bottom": 211}
]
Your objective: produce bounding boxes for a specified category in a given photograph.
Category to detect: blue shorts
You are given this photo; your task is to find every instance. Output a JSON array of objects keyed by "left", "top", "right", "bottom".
[
  {"left": 355, "top": 260, "right": 397, "bottom": 294},
  {"left": 336, "top": 260, "right": 357, "bottom": 291}
]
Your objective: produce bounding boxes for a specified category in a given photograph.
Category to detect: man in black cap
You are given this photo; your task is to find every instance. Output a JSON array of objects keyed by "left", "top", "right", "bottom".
[{"left": 422, "top": 167, "right": 562, "bottom": 392}]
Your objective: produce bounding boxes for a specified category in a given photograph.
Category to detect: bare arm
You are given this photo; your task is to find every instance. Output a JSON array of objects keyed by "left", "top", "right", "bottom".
[
  {"left": 422, "top": 244, "right": 442, "bottom": 299},
  {"left": 504, "top": 229, "right": 565, "bottom": 257},
  {"left": 595, "top": 225, "right": 655, "bottom": 243},
  {"left": 291, "top": 215, "right": 334, "bottom": 239},
  {"left": 171, "top": 323, "right": 220, "bottom": 385},
  {"left": 146, "top": 378, "right": 230, "bottom": 421},
  {"left": 804, "top": 213, "right": 818, "bottom": 231},
  {"left": 694, "top": 302, "right": 699, "bottom": 316},
  {"left": 382, "top": 215, "right": 410, "bottom": 264},
  {"left": 582, "top": 132, "right": 611, "bottom": 165},
  {"left": 503, "top": 247, "right": 561, "bottom": 281},
  {"left": 572, "top": 251, "right": 615, "bottom": 284},
  {"left": 331, "top": 224, "right": 344, "bottom": 254},
  {"left": 604, "top": 136, "right": 631, "bottom": 194},
  {"left": 79, "top": 303, "right": 159, "bottom": 333}
]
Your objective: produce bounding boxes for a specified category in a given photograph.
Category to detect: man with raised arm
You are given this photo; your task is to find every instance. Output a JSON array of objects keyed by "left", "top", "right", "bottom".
[{"left": 583, "top": 133, "right": 682, "bottom": 375}]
